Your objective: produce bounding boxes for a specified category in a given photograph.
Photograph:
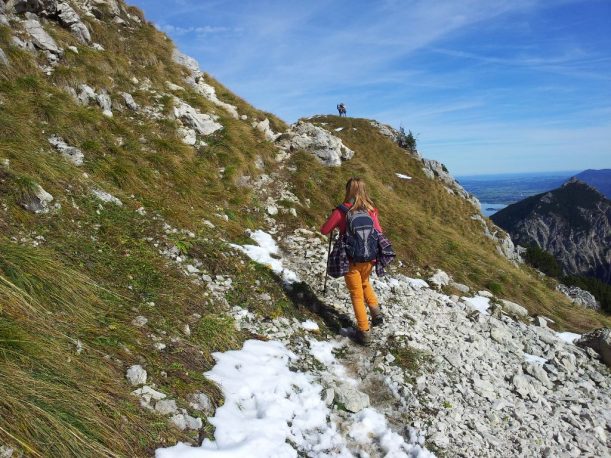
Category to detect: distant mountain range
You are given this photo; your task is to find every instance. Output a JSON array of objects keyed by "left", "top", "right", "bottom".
[
  {"left": 492, "top": 179, "right": 611, "bottom": 283},
  {"left": 573, "top": 169, "right": 611, "bottom": 199}
]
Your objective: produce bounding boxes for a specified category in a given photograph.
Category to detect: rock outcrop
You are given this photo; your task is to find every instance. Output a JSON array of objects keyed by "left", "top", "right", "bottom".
[
  {"left": 492, "top": 179, "right": 611, "bottom": 283},
  {"left": 277, "top": 121, "right": 354, "bottom": 166},
  {"left": 576, "top": 328, "right": 611, "bottom": 367},
  {"left": 556, "top": 283, "right": 599, "bottom": 309}
]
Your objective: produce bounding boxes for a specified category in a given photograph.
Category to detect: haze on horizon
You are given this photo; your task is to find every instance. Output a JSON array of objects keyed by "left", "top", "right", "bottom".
[{"left": 130, "top": 0, "right": 611, "bottom": 176}]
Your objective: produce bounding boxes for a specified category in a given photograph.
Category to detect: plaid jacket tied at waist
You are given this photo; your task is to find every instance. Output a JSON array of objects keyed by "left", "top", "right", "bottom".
[{"left": 327, "top": 233, "right": 396, "bottom": 278}]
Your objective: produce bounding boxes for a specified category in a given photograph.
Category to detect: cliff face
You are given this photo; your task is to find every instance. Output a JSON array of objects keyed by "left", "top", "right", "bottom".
[{"left": 492, "top": 179, "right": 611, "bottom": 283}]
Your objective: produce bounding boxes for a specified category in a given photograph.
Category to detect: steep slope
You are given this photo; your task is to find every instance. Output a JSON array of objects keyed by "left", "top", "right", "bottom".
[
  {"left": 1, "top": 1, "right": 610, "bottom": 456},
  {"left": 574, "top": 168, "right": 611, "bottom": 199},
  {"left": 492, "top": 179, "right": 611, "bottom": 283}
]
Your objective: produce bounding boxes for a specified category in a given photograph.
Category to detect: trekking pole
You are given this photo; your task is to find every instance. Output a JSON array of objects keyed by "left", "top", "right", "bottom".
[{"left": 323, "top": 231, "right": 334, "bottom": 296}]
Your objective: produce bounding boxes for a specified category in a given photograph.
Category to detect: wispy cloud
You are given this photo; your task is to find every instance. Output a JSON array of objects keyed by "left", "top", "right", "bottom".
[{"left": 131, "top": 0, "right": 611, "bottom": 174}]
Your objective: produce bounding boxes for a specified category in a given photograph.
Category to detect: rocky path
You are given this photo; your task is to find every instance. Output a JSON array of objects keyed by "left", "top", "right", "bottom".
[{"left": 277, "top": 229, "right": 611, "bottom": 457}]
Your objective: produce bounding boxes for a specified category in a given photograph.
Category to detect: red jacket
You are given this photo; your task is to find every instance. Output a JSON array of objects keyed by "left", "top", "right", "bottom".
[{"left": 320, "top": 202, "right": 383, "bottom": 235}]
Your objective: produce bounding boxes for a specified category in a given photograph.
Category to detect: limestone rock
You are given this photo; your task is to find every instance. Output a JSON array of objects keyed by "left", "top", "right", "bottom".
[
  {"left": 23, "top": 18, "right": 61, "bottom": 54},
  {"left": 334, "top": 383, "right": 369, "bottom": 413},
  {"left": 557, "top": 284, "right": 599, "bottom": 310},
  {"left": 120, "top": 92, "right": 139, "bottom": 111},
  {"left": 428, "top": 269, "right": 450, "bottom": 289},
  {"left": 76, "top": 84, "right": 96, "bottom": 105},
  {"left": 20, "top": 184, "right": 53, "bottom": 213},
  {"left": 450, "top": 282, "right": 470, "bottom": 293},
  {"left": 170, "top": 412, "right": 203, "bottom": 431},
  {"left": 576, "top": 328, "right": 611, "bottom": 367},
  {"left": 91, "top": 188, "right": 122, "bottom": 206},
  {"left": 155, "top": 399, "right": 178, "bottom": 415},
  {"left": 55, "top": 2, "right": 91, "bottom": 43},
  {"left": 252, "top": 118, "right": 279, "bottom": 141},
  {"left": 277, "top": 121, "right": 354, "bottom": 167},
  {"left": 188, "top": 392, "right": 212, "bottom": 414},
  {"left": 188, "top": 75, "right": 239, "bottom": 119},
  {"left": 173, "top": 98, "right": 222, "bottom": 138},
  {"left": 126, "top": 365, "right": 147, "bottom": 386},
  {"left": 96, "top": 89, "right": 113, "bottom": 117},
  {"left": 48, "top": 135, "right": 84, "bottom": 165},
  {"left": 171, "top": 48, "right": 199, "bottom": 73},
  {"left": 500, "top": 299, "right": 528, "bottom": 317},
  {"left": 0, "top": 48, "right": 8, "bottom": 66}
]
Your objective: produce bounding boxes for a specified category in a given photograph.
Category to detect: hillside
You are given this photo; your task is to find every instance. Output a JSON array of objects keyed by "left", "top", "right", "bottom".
[
  {"left": 574, "top": 169, "right": 611, "bottom": 199},
  {"left": 491, "top": 179, "right": 611, "bottom": 284},
  {"left": 1, "top": 1, "right": 610, "bottom": 457}
]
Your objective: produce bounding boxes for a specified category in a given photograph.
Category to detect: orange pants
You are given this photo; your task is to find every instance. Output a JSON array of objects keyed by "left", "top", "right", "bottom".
[{"left": 344, "top": 262, "right": 379, "bottom": 331}]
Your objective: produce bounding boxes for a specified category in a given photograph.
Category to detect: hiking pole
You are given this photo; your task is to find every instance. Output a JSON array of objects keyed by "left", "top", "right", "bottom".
[{"left": 323, "top": 231, "right": 334, "bottom": 296}]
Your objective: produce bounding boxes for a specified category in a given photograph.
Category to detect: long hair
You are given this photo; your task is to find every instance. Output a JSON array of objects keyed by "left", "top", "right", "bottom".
[{"left": 344, "top": 177, "right": 375, "bottom": 212}]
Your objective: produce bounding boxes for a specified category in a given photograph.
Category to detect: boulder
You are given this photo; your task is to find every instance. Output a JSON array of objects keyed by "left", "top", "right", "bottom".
[
  {"left": 173, "top": 98, "right": 223, "bottom": 137},
  {"left": 20, "top": 184, "right": 53, "bottom": 213},
  {"left": 23, "top": 18, "right": 61, "bottom": 54},
  {"left": 120, "top": 92, "right": 139, "bottom": 111},
  {"left": 126, "top": 365, "right": 147, "bottom": 386},
  {"left": 500, "top": 299, "right": 528, "bottom": 317},
  {"left": 48, "top": 135, "right": 84, "bottom": 165},
  {"left": 277, "top": 121, "right": 354, "bottom": 167},
  {"left": 576, "top": 328, "right": 611, "bottom": 367},
  {"left": 451, "top": 282, "right": 470, "bottom": 293},
  {"left": 55, "top": 2, "right": 91, "bottom": 43}
]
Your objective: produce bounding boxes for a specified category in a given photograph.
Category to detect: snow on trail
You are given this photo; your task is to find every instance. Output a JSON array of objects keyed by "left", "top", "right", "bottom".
[
  {"left": 156, "top": 339, "right": 433, "bottom": 458},
  {"left": 230, "top": 230, "right": 299, "bottom": 284},
  {"left": 156, "top": 340, "right": 350, "bottom": 458}
]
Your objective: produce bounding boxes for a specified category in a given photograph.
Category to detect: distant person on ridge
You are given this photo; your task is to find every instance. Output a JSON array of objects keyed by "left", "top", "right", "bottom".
[
  {"left": 337, "top": 103, "right": 347, "bottom": 117},
  {"left": 321, "top": 177, "right": 386, "bottom": 346}
]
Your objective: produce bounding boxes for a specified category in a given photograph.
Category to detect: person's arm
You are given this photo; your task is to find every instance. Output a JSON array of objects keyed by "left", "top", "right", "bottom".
[
  {"left": 373, "top": 209, "right": 383, "bottom": 233},
  {"left": 320, "top": 208, "right": 342, "bottom": 235}
]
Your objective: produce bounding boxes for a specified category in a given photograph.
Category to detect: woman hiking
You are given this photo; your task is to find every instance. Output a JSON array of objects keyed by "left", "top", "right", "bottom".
[{"left": 321, "top": 177, "right": 384, "bottom": 346}]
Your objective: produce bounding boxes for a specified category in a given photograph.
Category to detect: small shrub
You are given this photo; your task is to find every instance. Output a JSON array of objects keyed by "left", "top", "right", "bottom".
[{"left": 524, "top": 245, "right": 562, "bottom": 278}]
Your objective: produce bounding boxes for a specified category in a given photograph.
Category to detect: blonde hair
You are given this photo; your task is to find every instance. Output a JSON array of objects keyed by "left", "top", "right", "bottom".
[{"left": 344, "top": 177, "right": 375, "bottom": 212}]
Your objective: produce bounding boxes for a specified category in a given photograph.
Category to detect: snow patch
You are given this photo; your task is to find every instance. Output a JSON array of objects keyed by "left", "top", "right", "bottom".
[
  {"left": 463, "top": 295, "right": 491, "bottom": 315},
  {"left": 395, "top": 173, "right": 412, "bottom": 180},
  {"left": 524, "top": 353, "right": 548, "bottom": 365},
  {"left": 231, "top": 230, "right": 300, "bottom": 284},
  {"left": 301, "top": 320, "right": 320, "bottom": 331},
  {"left": 556, "top": 332, "right": 581, "bottom": 344}
]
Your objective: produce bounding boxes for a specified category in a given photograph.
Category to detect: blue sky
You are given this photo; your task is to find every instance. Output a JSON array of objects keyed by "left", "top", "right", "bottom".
[{"left": 130, "top": 0, "right": 611, "bottom": 175}]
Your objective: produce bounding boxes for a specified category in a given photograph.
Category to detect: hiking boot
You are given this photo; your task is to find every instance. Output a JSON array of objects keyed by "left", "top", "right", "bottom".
[
  {"left": 355, "top": 329, "right": 372, "bottom": 346},
  {"left": 370, "top": 306, "right": 384, "bottom": 327}
]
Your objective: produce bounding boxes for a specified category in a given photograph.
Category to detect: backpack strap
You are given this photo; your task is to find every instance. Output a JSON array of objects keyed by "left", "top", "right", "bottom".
[{"left": 337, "top": 204, "right": 350, "bottom": 214}]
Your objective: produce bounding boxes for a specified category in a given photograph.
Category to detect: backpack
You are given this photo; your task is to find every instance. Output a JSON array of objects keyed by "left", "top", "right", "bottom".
[{"left": 338, "top": 204, "right": 379, "bottom": 262}]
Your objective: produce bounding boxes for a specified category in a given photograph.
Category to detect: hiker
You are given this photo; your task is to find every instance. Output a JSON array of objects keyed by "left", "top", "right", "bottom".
[
  {"left": 320, "top": 177, "right": 385, "bottom": 346},
  {"left": 337, "top": 103, "right": 346, "bottom": 117}
]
